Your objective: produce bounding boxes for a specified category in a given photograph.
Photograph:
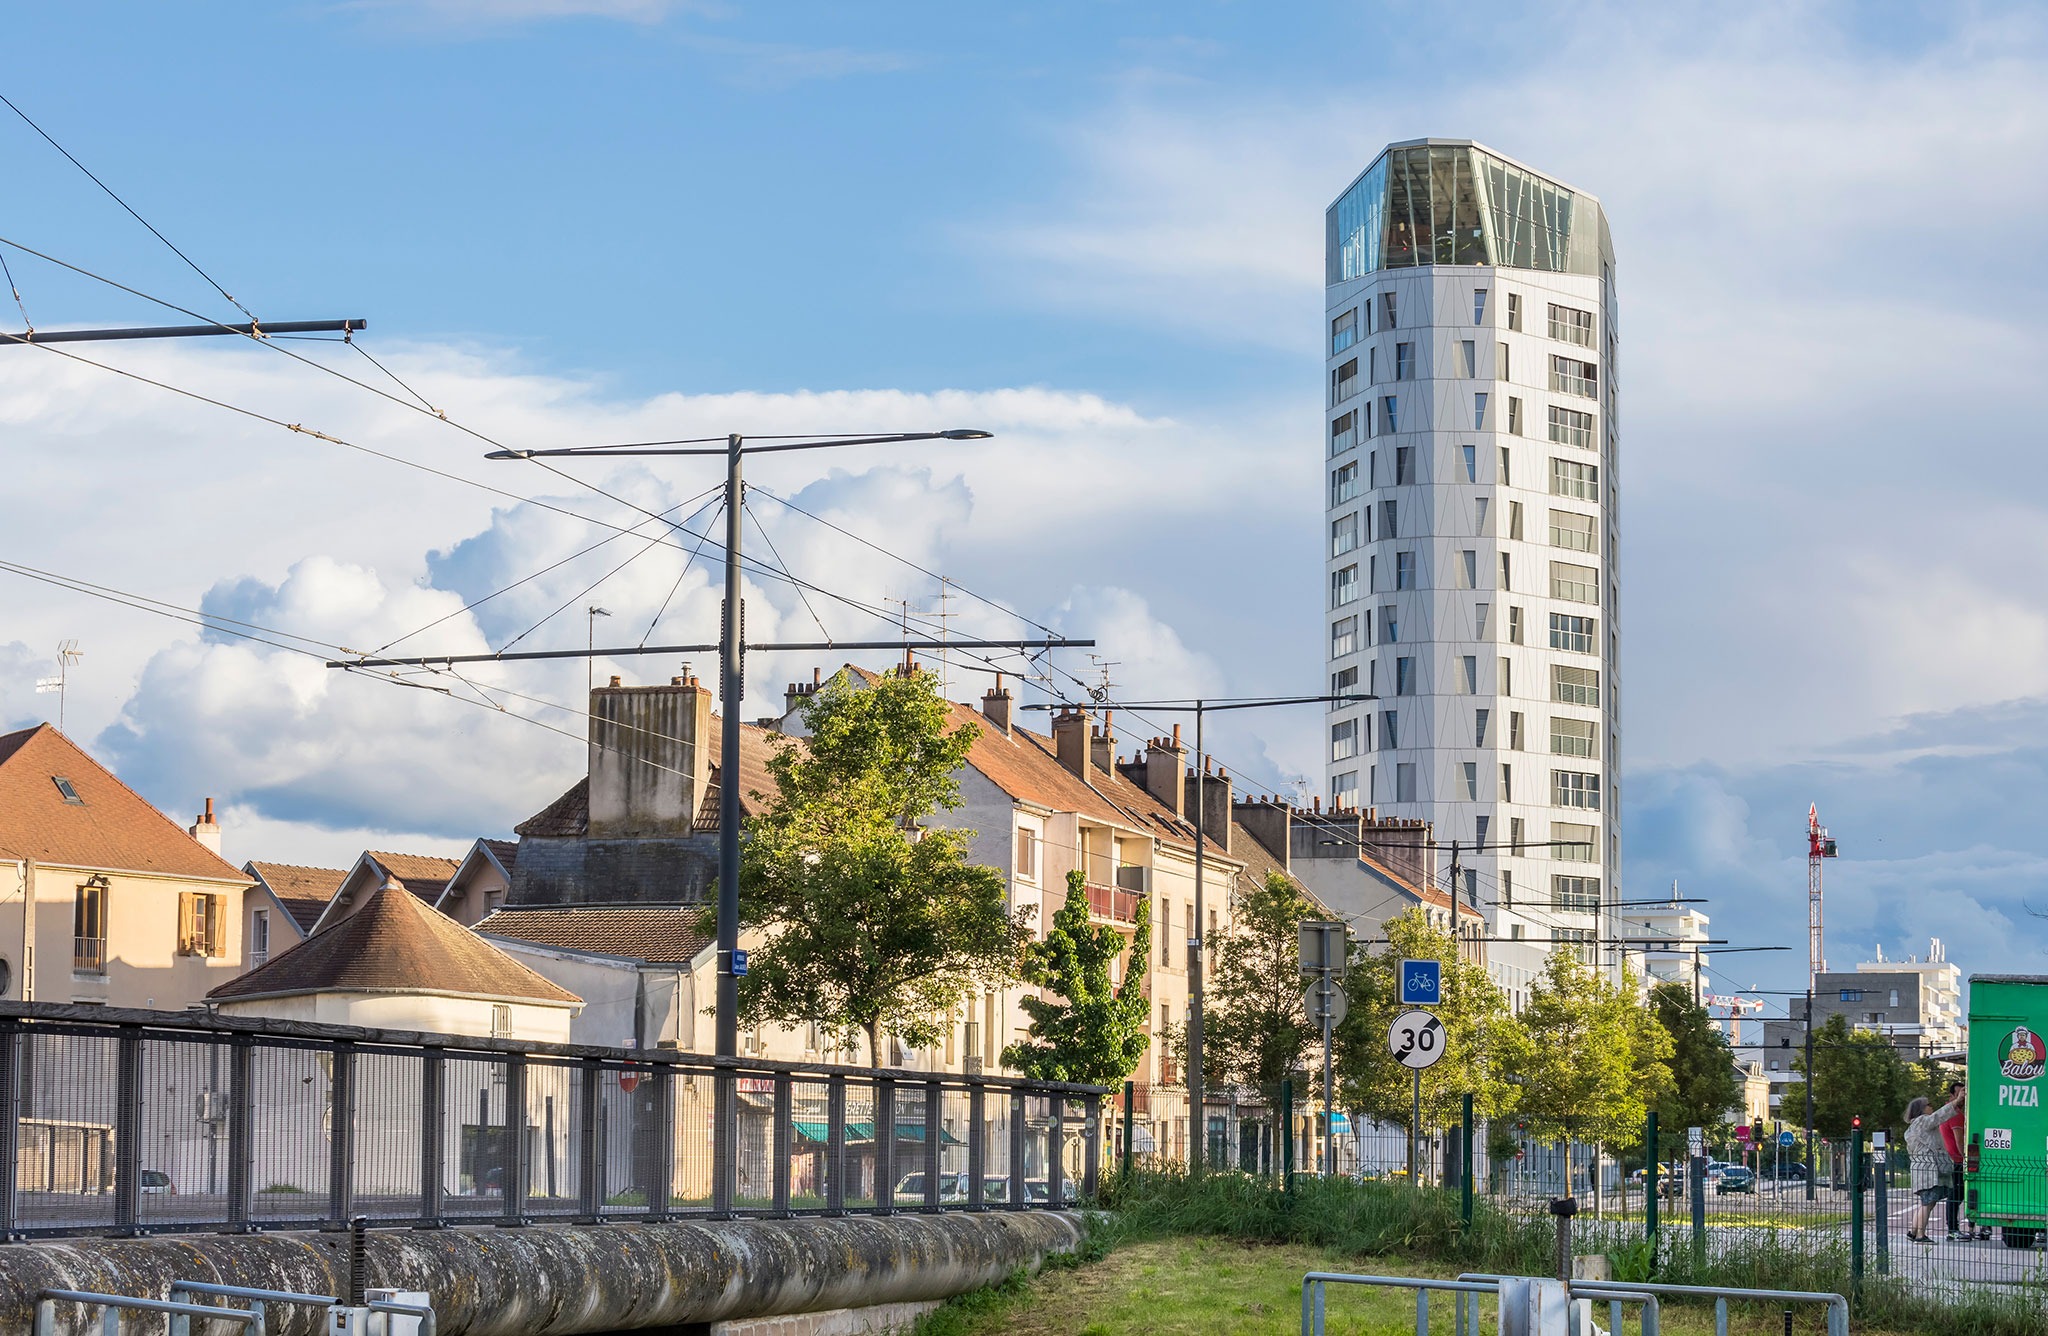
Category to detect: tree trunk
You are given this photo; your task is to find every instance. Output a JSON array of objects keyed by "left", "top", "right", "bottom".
[{"left": 866, "top": 1018, "right": 883, "bottom": 1069}]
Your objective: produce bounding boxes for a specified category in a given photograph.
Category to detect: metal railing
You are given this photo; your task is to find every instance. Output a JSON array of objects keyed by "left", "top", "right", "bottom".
[
  {"left": 1301, "top": 1272, "right": 1663, "bottom": 1336},
  {"left": 0, "top": 1001, "right": 1103, "bottom": 1239}
]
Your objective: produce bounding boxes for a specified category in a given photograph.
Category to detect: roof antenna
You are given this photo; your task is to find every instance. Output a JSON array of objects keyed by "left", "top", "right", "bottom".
[{"left": 35, "top": 639, "right": 82, "bottom": 731}]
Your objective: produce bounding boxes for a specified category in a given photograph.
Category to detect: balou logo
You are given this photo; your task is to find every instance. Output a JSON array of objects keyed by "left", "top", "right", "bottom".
[{"left": 2000, "top": 1026, "right": 2046, "bottom": 1081}]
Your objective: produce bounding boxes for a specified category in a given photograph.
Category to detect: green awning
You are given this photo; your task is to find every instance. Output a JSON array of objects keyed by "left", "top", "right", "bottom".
[{"left": 790, "top": 1121, "right": 963, "bottom": 1147}]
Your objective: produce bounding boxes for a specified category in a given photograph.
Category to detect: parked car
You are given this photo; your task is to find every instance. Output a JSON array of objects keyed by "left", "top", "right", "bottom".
[
  {"left": 139, "top": 1170, "right": 176, "bottom": 1196},
  {"left": 981, "top": 1177, "right": 1050, "bottom": 1203},
  {"left": 1762, "top": 1161, "right": 1810, "bottom": 1182},
  {"left": 893, "top": 1171, "right": 971, "bottom": 1204},
  {"left": 1715, "top": 1167, "right": 1757, "bottom": 1194}
]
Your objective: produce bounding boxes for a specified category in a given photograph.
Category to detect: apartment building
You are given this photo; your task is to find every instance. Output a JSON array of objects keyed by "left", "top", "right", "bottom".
[{"left": 1322, "top": 140, "right": 1620, "bottom": 984}]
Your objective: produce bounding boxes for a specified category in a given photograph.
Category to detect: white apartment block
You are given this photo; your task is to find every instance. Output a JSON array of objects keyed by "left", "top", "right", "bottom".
[{"left": 1322, "top": 141, "right": 1619, "bottom": 985}]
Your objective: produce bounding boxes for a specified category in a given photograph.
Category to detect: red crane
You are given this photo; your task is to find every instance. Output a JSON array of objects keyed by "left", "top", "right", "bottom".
[{"left": 1807, "top": 804, "right": 1838, "bottom": 983}]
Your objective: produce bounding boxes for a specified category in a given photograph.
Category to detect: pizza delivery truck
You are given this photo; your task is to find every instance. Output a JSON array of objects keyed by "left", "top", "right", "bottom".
[{"left": 1964, "top": 975, "right": 2048, "bottom": 1249}]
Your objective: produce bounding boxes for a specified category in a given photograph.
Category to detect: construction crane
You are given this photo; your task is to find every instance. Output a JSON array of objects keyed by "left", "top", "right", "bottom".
[{"left": 1807, "top": 804, "right": 1838, "bottom": 983}]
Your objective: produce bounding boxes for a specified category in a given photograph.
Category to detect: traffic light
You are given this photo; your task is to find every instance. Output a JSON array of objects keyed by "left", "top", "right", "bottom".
[
  {"left": 1851, "top": 1115, "right": 1862, "bottom": 1131},
  {"left": 1752, "top": 1119, "right": 1764, "bottom": 1145}
]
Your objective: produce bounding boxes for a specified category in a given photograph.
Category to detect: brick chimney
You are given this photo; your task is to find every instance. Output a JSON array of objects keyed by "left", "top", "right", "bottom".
[
  {"left": 1360, "top": 813, "right": 1433, "bottom": 892},
  {"left": 981, "top": 673, "right": 1013, "bottom": 738},
  {"left": 1051, "top": 708, "right": 1090, "bottom": 779},
  {"left": 1090, "top": 712, "right": 1116, "bottom": 775},
  {"left": 784, "top": 667, "right": 823, "bottom": 720},
  {"left": 589, "top": 671, "right": 715, "bottom": 836},
  {"left": 1182, "top": 759, "right": 1232, "bottom": 852},
  {"left": 1233, "top": 796, "right": 1289, "bottom": 871},
  {"left": 1142, "top": 726, "right": 1186, "bottom": 817},
  {"left": 188, "top": 797, "right": 222, "bottom": 855}
]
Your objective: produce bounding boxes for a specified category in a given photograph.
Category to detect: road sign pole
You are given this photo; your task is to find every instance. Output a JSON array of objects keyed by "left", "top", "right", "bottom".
[
  {"left": 1460, "top": 1093, "right": 1474, "bottom": 1229},
  {"left": 1322, "top": 1007, "right": 1335, "bottom": 1179},
  {"left": 1410, "top": 1068, "right": 1421, "bottom": 1189}
]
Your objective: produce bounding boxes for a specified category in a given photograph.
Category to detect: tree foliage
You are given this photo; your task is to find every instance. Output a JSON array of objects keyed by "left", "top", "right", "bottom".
[
  {"left": 1649, "top": 981, "right": 1742, "bottom": 1132},
  {"left": 1332, "top": 909, "right": 1524, "bottom": 1134},
  {"left": 733, "top": 668, "right": 1029, "bottom": 1066},
  {"left": 1514, "top": 949, "right": 1672, "bottom": 1145},
  {"left": 1782, "top": 1013, "right": 1924, "bottom": 1138},
  {"left": 1003, "top": 870, "right": 1153, "bottom": 1085},
  {"left": 1203, "top": 871, "right": 1328, "bottom": 1096}
]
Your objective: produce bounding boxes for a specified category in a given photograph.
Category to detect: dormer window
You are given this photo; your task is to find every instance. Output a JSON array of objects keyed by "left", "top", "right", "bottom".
[{"left": 52, "top": 776, "right": 82, "bottom": 804}]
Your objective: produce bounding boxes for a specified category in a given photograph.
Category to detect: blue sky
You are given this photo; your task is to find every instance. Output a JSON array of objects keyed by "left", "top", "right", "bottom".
[{"left": 4, "top": 0, "right": 2048, "bottom": 1008}]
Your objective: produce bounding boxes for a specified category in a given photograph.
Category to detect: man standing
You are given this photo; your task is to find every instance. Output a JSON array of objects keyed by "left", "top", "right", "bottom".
[{"left": 1939, "top": 1083, "right": 1988, "bottom": 1241}]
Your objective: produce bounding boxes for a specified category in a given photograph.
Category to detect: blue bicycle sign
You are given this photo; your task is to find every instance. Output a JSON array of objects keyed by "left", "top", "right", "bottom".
[{"left": 1399, "top": 958, "right": 1441, "bottom": 1006}]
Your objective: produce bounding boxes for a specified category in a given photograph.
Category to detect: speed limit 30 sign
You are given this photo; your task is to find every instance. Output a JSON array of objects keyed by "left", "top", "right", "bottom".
[{"left": 1387, "top": 1009, "right": 1445, "bottom": 1069}]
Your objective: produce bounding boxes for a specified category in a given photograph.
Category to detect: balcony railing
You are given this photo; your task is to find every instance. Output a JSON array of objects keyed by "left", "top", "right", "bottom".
[
  {"left": 72, "top": 937, "right": 105, "bottom": 973},
  {"left": 1083, "top": 882, "right": 1143, "bottom": 924}
]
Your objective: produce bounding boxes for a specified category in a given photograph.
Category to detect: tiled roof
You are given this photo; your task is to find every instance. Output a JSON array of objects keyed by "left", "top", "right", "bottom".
[
  {"left": 0, "top": 724, "right": 247, "bottom": 882},
  {"left": 480, "top": 838, "right": 517, "bottom": 871},
  {"left": 515, "top": 779, "right": 588, "bottom": 838},
  {"left": 364, "top": 850, "right": 461, "bottom": 902},
  {"left": 950, "top": 705, "right": 1209, "bottom": 853},
  {"left": 475, "top": 906, "right": 711, "bottom": 965},
  {"left": 209, "top": 884, "right": 581, "bottom": 1005},
  {"left": 1226, "top": 820, "right": 1335, "bottom": 916},
  {"left": 246, "top": 861, "right": 347, "bottom": 933}
]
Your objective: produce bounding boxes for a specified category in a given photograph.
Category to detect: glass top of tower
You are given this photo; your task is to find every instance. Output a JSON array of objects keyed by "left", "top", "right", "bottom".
[{"left": 1326, "top": 141, "right": 1610, "bottom": 284}]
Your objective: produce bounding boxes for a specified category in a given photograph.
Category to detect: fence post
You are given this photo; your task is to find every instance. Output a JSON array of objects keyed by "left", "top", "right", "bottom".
[
  {"left": 1644, "top": 1110, "right": 1658, "bottom": 1254},
  {"left": 502, "top": 1052, "right": 528, "bottom": 1225},
  {"left": 710, "top": 1065, "right": 735, "bottom": 1220},
  {"left": 577, "top": 1059, "right": 602, "bottom": 1222},
  {"left": 418, "top": 1046, "right": 445, "bottom": 1228},
  {"left": 966, "top": 1082, "right": 986, "bottom": 1211},
  {"left": 1047, "top": 1094, "right": 1065, "bottom": 1209},
  {"left": 1849, "top": 1129, "right": 1865, "bottom": 1303},
  {"left": 1281, "top": 1078, "right": 1294, "bottom": 1188},
  {"left": 1873, "top": 1136, "right": 1888, "bottom": 1276},
  {"left": 1460, "top": 1093, "right": 1475, "bottom": 1231},
  {"left": 875, "top": 1075, "right": 896, "bottom": 1214},
  {"left": 115, "top": 1026, "right": 142, "bottom": 1234},
  {"left": 1121, "top": 1080, "right": 1135, "bottom": 1181},
  {"left": 0, "top": 1021, "right": 16, "bottom": 1241},
  {"left": 1690, "top": 1149, "right": 1706, "bottom": 1260},
  {"left": 648, "top": 1063, "right": 675, "bottom": 1222},
  {"left": 1081, "top": 1093, "right": 1101, "bottom": 1202},
  {"left": 227, "top": 1036, "right": 254, "bottom": 1231},
  {"left": 924, "top": 1079, "right": 942, "bottom": 1210},
  {"left": 1009, "top": 1089, "right": 1026, "bottom": 1210},
  {"left": 772, "top": 1070, "right": 793, "bottom": 1216},
  {"left": 825, "top": 1073, "right": 847, "bottom": 1215},
  {"left": 327, "top": 1041, "right": 356, "bottom": 1229}
]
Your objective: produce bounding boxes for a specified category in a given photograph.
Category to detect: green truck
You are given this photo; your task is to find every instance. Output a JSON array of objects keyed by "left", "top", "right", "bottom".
[{"left": 1964, "top": 975, "right": 2048, "bottom": 1249}]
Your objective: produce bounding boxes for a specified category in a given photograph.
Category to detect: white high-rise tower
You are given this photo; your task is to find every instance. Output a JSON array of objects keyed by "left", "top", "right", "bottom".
[{"left": 1321, "top": 141, "right": 1618, "bottom": 991}]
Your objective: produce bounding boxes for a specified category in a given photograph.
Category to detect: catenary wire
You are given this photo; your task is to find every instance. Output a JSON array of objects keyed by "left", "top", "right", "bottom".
[
  {"left": 743, "top": 493, "right": 832, "bottom": 646},
  {"left": 639, "top": 498, "right": 724, "bottom": 647},
  {"left": 0, "top": 91, "right": 255, "bottom": 321}
]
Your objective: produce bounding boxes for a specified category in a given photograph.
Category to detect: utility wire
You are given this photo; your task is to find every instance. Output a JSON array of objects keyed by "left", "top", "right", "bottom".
[
  {"left": 639, "top": 498, "right": 724, "bottom": 647},
  {"left": 0, "top": 91, "right": 254, "bottom": 321},
  {"left": 496, "top": 515, "right": 683, "bottom": 655},
  {"left": 0, "top": 247, "right": 29, "bottom": 333},
  {"left": 743, "top": 494, "right": 832, "bottom": 646}
]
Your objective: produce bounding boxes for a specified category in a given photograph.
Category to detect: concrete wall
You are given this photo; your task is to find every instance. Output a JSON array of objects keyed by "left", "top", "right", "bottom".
[{"left": 0, "top": 1211, "right": 1085, "bottom": 1336}]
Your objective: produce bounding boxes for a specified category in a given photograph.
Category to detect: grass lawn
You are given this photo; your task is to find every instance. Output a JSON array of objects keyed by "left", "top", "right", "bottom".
[{"left": 916, "top": 1237, "right": 1916, "bottom": 1336}]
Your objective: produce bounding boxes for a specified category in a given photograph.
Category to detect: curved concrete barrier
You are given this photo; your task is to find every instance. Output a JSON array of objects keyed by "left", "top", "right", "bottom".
[{"left": 0, "top": 1211, "right": 1085, "bottom": 1335}]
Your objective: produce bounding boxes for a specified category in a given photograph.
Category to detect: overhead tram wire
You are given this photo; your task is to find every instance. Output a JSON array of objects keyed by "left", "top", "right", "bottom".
[
  {"left": 639, "top": 498, "right": 725, "bottom": 647},
  {"left": 492, "top": 506, "right": 704, "bottom": 656},
  {"left": 0, "top": 90, "right": 256, "bottom": 322},
  {"left": 742, "top": 494, "right": 833, "bottom": 646},
  {"left": 366, "top": 484, "right": 723, "bottom": 658},
  {"left": 0, "top": 234, "right": 1073, "bottom": 678}
]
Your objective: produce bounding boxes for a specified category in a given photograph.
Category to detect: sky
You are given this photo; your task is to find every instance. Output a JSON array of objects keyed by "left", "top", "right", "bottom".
[{"left": 3, "top": 0, "right": 2047, "bottom": 1011}]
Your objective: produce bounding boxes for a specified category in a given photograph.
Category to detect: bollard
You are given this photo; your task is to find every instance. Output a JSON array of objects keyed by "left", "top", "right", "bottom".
[
  {"left": 1121, "top": 1080, "right": 1134, "bottom": 1182},
  {"left": 1549, "top": 1196, "right": 1578, "bottom": 1282},
  {"left": 1690, "top": 1153, "right": 1706, "bottom": 1259},
  {"left": 1645, "top": 1111, "right": 1659, "bottom": 1258},
  {"left": 1281, "top": 1079, "right": 1294, "bottom": 1189}
]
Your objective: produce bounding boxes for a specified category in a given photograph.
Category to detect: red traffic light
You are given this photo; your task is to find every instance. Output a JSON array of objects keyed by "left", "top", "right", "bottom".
[{"left": 1852, "top": 1115, "right": 1862, "bottom": 1130}]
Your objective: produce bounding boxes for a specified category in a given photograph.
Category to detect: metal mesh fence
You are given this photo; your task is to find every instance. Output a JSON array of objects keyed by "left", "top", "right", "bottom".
[{"left": 0, "top": 1006, "right": 1102, "bottom": 1238}]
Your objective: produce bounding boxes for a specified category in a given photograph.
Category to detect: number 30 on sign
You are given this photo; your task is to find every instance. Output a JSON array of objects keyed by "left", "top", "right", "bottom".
[{"left": 1388, "top": 1010, "right": 1445, "bottom": 1070}]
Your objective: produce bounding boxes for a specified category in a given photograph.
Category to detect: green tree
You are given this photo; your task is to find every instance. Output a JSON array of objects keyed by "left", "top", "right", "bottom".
[
  {"left": 1202, "top": 871, "right": 1328, "bottom": 1096},
  {"left": 733, "top": 667, "right": 1030, "bottom": 1066},
  {"left": 1515, "top": 950, "right": 1673, "bottom": 1146},
  {"left": 1003, "top": 870, "right": 1153, "bottom": 1085},
  {"left": 1783, "top": 1013, "right": 1922, "bottom": 1138},
  {"left": 1332, "top": 909, "right": 1525, "bottom": 1137},
  {"left": 1650, "top": 982, "right": 1742, "bottom": 1133}
]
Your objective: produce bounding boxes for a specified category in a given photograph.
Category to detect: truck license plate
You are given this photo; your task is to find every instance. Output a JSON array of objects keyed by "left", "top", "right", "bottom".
[{"left": 1983, "top": 1128, "right": 2013, "bottom": 1150}]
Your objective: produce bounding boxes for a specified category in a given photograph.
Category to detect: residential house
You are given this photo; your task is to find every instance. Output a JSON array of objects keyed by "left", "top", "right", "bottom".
[
  {"left": 0, "top": 723, "right": 250, "bottom": 1008},
  {"left": 307, "top": 850, "right": 464, "bottom": 933},
  {"left": 242, "top": 862, "right": 344, "bottom": 968},
  {"left": 436, "top": 838, "right": 519, "bottom": 926}
]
